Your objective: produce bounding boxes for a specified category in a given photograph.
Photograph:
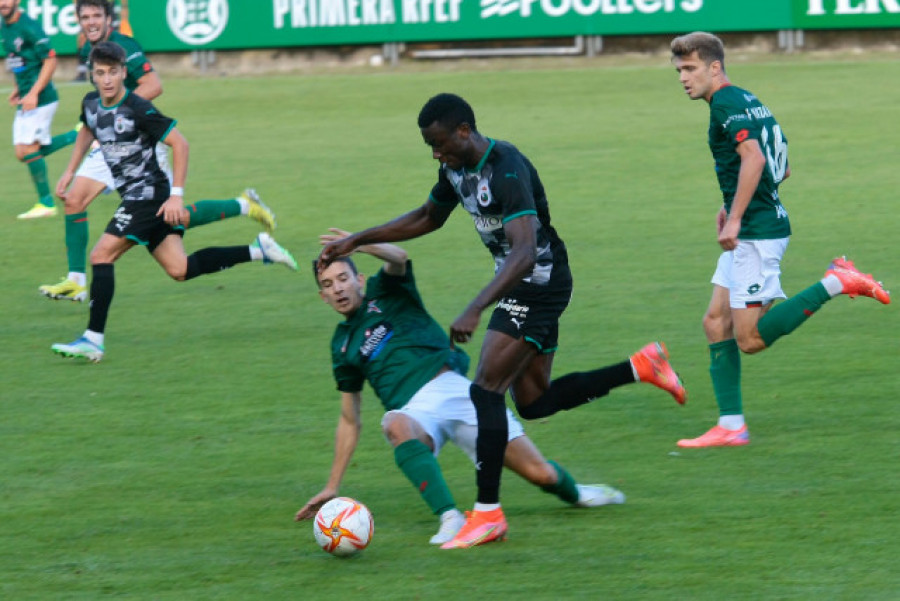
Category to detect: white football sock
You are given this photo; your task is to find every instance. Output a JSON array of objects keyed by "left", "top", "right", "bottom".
[
  {"left": 718, "top": 415, "right": 745, "bottom": 430},
  {"left": 473, "top": 502, "right": 501, "bottom": 512},
  {"left": 83, "top": 330, "right": 104, "bottom": 347},
  {"left": 69, "top": 272, "right": 86, "bottom": 287},
  {"left": 821, "top": 274, "right": 843, "bottom": 297},
  {"left": 236, "top": 196, "right": 250, "bottom": 215}
]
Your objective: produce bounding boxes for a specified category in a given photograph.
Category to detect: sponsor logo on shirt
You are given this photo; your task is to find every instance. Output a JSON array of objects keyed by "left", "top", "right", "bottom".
[{"left": 359, "top": 322, "right": 393, "bottom": 363}]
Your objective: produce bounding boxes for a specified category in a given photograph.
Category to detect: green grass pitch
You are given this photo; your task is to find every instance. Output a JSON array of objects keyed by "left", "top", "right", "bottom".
[{"left": 1, "top": 52, "right": 897, "bottom": 600}]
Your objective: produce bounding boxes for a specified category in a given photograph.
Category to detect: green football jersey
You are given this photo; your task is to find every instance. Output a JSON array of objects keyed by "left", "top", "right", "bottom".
[
  {"left": 1, "top": 11, "right": 58, "bottom": 107},
  {"left": 331, "top": 261, "right": 469, "bottom": 411},
  {"left": 708, "top": 84, "right": 791, "bottom": 239},
  {"left": 81, "top": 31, "right": 153, "bottom": 92}
]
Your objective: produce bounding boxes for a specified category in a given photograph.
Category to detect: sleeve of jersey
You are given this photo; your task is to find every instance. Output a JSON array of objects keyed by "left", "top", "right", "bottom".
[
  {"left": 333, "top": 361, "right": 364, "bottom": 393},
  {"left": 371, "top": 261, "right": 427, "bottom": 309},
  {"left": 713, "top": 103, "right": 759, "bottom": 147},
  {"left": 123, "top": 38, "right": 154, "bottom": 76},
  {"left": 133, "top": 97, "right": 177, "bottom": 143},
  {"left": 492, "top": 160, "right": 536, "bottom": 223},
  {"left": 28, "top": 24, "right": 54, "bottom": 60},
  {"left": 427, "top": 168, "right": 458, "bottom": 209}
]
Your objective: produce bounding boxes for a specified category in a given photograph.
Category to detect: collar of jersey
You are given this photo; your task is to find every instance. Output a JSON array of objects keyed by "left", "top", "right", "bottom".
[
  {"left": 466, "top": 138, "right": 496, "bottom": 174},
  {"left": 100, "top": 89, "right": 130, "bottom": 110}
]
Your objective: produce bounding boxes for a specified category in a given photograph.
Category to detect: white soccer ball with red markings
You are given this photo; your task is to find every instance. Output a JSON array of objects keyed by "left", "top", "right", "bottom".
[{"left": 313, "top": 497, "right": 374, "bottom": 557}]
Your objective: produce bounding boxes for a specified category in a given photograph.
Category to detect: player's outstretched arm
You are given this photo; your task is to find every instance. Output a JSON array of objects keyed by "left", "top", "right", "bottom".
[
  {"left": 318, "top": 201, "right": 449, "bottom": 270},
  {"left": 320, "top": 228, "right": 408, "bottom": 276},
  {"left": 295, "top": 392, "right": 362, "bottom": 521}
]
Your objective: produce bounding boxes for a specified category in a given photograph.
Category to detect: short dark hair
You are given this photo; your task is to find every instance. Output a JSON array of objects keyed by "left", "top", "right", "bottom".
[
  {"left": 312, "top": 257, "right": 358, "bottom": 288},
  {"left": 89, "top": 41, "right": 126, "bottom": 67},
  {"left": 76, "top": 0, "right": 113, "bottom": 17},
  {"left": 670, "top": 32, "right": 726, "bottom": 70},
  {"left": 417, "top": 93, "right": 477, "bottom": 132}
]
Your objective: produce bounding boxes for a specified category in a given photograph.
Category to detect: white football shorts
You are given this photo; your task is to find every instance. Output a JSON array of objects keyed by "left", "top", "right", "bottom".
[
  {"left": 712, "top": 237, "right": 790, "bottom": 309},
  {"left": 12, "top": 101, "right": 58, "bottom": 146},
  {"left": 75, "top": 144, "right": 115, "bottom": 191},
  {"left": 381, "top": 370, "right": 525, "bottom": 464}
]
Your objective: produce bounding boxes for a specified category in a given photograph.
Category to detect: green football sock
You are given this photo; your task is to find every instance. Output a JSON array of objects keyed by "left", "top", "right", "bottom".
[
  {"left": 24, "top": 152, "right": 53, "bottom": 208},
  {"left": 40, "top": 129, "right": 78, "bottom": 156},
  {"left": 394, "top": 439, "right": 455, "bottom": 516},
  {"left": 710, "top": 339, "right": 742, "bottom": 416},
  {"left": 184, "top": 199, "right": 241, "bottom": 228},
  {"left": 540, "top": 460, "right": 579, "bottom": 504},
  {"left": 756, "top": 282, "right": 831, "bottom": 348},
  {"left": 65, "top": 212, "right": 89, "bottom": 273}
]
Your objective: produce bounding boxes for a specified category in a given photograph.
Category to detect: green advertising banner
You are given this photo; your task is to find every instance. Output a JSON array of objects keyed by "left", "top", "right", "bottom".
[
  {"left": 12, "top": 0, "right": 900, "bottom": 56},
  {"left": 794, "top": 0, "right": 900, "bottom": 28}
]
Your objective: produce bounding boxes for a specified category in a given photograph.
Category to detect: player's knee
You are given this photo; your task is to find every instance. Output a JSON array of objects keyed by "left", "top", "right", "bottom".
[
  {"left": 735, "top": 334, "right": 765, "bottom": 354},
  {"left": 516, "top": 401, "right": 544, "bottom": 421},
  {"left": 65, "top": 192, "right": 90, "bottom": 213},
  {"left": 381, "top": 411, "right": 416, "bottom": 446},
  {"left": 702, "top": 311, "right": 731, "bottom": 338}
]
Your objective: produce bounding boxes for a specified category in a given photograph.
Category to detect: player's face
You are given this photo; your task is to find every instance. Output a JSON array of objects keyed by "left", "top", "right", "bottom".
[
  {"left": 318, "top": 262, "right": 365, "bottom": 316},
  {"left": 0, "top": 0, "right": 20, "bottom": 20},
  {"left": 92, "top": 62, "right": 127, "bottom": 104},
  {"left": 79, "top": 5, "right": 112, "bottom": 43},
  {"left": 673, "top": 51, "right": 719, "bottom": 102},
  {"left": 421, "top": 121, "right": 474, "bottom": 170}
]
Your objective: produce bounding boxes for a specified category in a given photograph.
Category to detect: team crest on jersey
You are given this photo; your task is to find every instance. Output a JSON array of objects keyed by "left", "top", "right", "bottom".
[
  {"left": 114, "top": 114, "right": 132, "bottom": 134},
  {"left": 477, "top": 178, "right": 492, "bottom": 207},
  {"left": 359, "top": 322, "right": 393, "bottom": 363}
]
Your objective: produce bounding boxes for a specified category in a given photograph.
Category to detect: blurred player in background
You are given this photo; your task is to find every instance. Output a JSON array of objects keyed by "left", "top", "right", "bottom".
[
  {"left": 50, "top": 42, "right": 297, "bottom": 363},
  {"left": 670, "top": 31, "right": 890, "bottom": 448},
  {"left": 41, "top": 0, "right": 272, "bottom": 303},
  {"left": 2, "top": 0, "right": 78, "bottom": 219},
  {"left": 319, "top": 93, "right": 686, "bottom": 549},
  {"left": 72, "top": 0, "right": 129, "bottom": 81},
  {"left": 297, "top": 229, "right": 626, "bottom": 545}
]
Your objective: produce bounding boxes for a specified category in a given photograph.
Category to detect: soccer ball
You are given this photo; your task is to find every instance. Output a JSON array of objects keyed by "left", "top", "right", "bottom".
[{"left": 313, "top": 497, "right": 374, "bottom": 557}]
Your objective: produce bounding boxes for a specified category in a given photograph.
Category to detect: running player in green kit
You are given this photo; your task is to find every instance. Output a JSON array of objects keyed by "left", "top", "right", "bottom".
[
  {"left": 39, "top": 0, "right": 274, "bottom": 303},
  {"left": 298, "top": 229, "right": 627, "bottom": 546},
  {"left": 670, "top": 32, "right": 891, "bottom": 448},
  {"left": 2, "top": 0, "right": 77, "bottom": 219}
]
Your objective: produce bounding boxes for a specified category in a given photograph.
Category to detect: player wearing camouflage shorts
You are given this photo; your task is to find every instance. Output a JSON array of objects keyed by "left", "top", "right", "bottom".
[
  {"left": 297, "top": 230, "right": 627, "bottom": 545},
  {"left": 40, "top": 0, "right": 273, "bottom": 303},
  {"left": 671, "top": 31, "right": 890, "bottom": 448},
  {"left": 319, "top": 93, "right": 687, "bottom": 549},
  {"left": 50, "top": 41, "right": 297, "bottom": 363},
  {"left": 1, "top": 0, "right": 78, "bottom": 219}
]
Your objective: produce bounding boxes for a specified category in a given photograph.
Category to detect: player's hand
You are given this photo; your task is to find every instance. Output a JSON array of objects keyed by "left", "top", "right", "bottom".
[
  {"left": 317, "top": 236, "right": 358, "bottom": 273},
  {"left": 157, "top": 196, "right": 187, "bottom": 226},
  {"left": 55, "top": 170, "right": 74, "bottom": 200},
  {"left": 718, "top": 219, "right": 740, "bottom": 251},
  {"left": 8, "top": 90, "right": 20, "bottom": 106},
  {"left": 715, "top": 206, "right": 727, "bottom": 235},
  {"left": 295, "top": 490, "right": 337, "bottom": 521},
  {"left": 21, "top": 91, "right": 38, "bottom": 112},
  {"left": 449, "top": 304, "right": 481, "bottom": 345},
  {"left": 319, "top": 228, "right": 352, "bottom": 246}
]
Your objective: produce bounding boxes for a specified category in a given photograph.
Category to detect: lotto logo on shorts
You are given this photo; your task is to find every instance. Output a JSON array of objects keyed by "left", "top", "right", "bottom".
[
  {"left": 112, "top": 207, "right": 133, "bottom": 232},
  {"left": 747, "top": 283, "right": 761, "bottom": 295}
]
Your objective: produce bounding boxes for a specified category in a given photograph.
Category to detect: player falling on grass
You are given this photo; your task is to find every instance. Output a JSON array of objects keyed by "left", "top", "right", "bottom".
[
  {"left": 40, "top": 0, "right": 274, "bottom": 303},
  {"left": 318, "top": 93, "right": 686, "bottom": 549},
  {"left": 1, "top": 0, "right": 78, "bottom": 219},
  {"left": 298, "top": 229, "right": 627, "bottom": 545},
  {"left": 670, "top": 32, "right": 890, "bottom": 448},
  {"left": 50, "top": 41, "right": 297, "bottom": 363}
]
